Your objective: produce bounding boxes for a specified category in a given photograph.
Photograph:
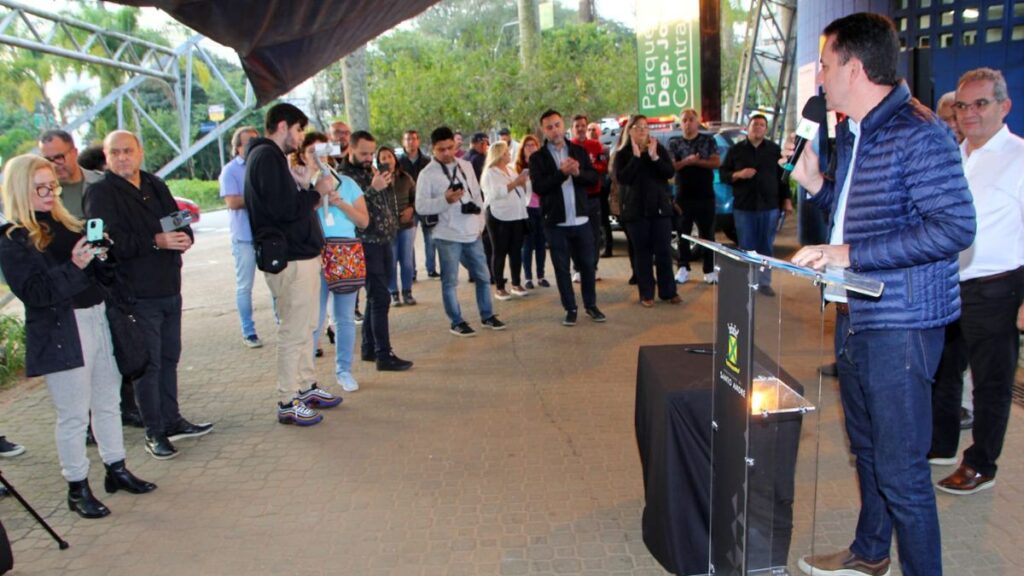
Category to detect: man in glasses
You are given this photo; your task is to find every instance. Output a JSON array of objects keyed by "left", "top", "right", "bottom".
[
  {"left": 38, "top": 130, "right": 103, "bottom": 218},
  {"left": 930, "top": 67, "right": 1024, "bottom": 497}
]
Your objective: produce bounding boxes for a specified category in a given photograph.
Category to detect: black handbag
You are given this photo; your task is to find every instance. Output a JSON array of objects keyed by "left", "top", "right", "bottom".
[
  {"left": 97, "top": 270, "right": 150, "bottom": 380},
  {"left": 254, "top": 227, "right": 288, "bottom": 273},
  {"left": 104, "top": 301, "right": 149, "bottom": 380}
]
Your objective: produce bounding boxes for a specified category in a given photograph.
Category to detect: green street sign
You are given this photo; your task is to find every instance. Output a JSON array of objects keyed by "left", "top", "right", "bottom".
[{"left": 636, "top": 0, "right": 702, "bottom": 117}]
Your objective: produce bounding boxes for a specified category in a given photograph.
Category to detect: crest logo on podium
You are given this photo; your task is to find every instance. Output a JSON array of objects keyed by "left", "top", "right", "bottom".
[{"left": 726, "top": 323, "right": 740, "bottom": 373}]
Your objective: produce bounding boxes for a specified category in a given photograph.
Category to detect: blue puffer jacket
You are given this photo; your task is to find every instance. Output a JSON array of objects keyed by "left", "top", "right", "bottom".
[{"left": 810, "top": 81, "right": 976, "bottom": 331}]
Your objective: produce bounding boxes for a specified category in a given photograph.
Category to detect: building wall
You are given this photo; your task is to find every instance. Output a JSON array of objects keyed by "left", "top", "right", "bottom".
[{"left": 796, "top": 0, "right": 1023, "bottom": 134}]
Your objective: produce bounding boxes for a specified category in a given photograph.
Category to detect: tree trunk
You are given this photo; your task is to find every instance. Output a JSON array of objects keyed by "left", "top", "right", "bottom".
[
  {"left": 578, "top": 0, "right": 594, "bottom": 23},
  {"left": 518, "top": 0, "right": 540, "bottom": 68},
  {"left": 342, "top": 46, "right": 369, "bottom": 131}
]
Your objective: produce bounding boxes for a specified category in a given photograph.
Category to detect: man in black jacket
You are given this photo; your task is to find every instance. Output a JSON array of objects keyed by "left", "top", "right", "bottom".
[
  {"left": 528, "top": 109, "right": 607, "bottom": 326},
  {"left": 338, "top": 130, "right": 413, "bottom": 371},
  {"left": 245, "top": 103, "right": 338, "bottom": 427},
  {"left": 84, "top": 130, "right": 212, "bottom": 460}
]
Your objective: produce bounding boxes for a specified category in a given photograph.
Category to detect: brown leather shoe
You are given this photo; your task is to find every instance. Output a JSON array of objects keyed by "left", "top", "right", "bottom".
[
  {"left": 668, "top": 295, "right": 682, "bottom": 304},
  {"left": 797, "top": 548, "right": 890, "bottom": 575},
  {"left": 936, "top": 464, "right": 995, "bottom": 495},
  {"left": 639, "top": 299, "right": 654, "bottom": 308}
]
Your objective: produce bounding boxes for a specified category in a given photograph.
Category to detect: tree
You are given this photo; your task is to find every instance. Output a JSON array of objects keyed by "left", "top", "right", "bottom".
[
  {"left": 579, "top": 0, "right": 595, "bottom": 23},
  {"left": 518, "top": 0, "right": 540, "bottom": 67},
  {"left": 342, "top": 46, "right": 370, "bottom": 131}
]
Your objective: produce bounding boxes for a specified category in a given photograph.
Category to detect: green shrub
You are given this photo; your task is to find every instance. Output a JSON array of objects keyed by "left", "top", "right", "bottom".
[
  {"left": 0, "top": 314, "right": 25, "bottom": 389},
  {"left": 166, "top": 179, "right": 223, "bottom": 212}
]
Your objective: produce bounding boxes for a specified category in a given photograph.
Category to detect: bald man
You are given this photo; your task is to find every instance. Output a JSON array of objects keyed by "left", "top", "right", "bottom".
[{"left": 84, "top": 130, "right": 213, "bottom": 461}]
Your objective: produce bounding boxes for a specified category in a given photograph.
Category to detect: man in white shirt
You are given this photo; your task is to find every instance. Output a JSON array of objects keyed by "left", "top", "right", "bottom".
[
  {"left": 415, "top": 126, "right": 506, "bottom": 337},
  {"left": 930, "top": 67, "right": 1024, "bottom": 496}
]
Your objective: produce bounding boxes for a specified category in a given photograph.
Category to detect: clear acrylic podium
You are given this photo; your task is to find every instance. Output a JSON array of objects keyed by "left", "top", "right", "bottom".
[{"left": 680, "top": 234, "right": 883, "bottom": 576}]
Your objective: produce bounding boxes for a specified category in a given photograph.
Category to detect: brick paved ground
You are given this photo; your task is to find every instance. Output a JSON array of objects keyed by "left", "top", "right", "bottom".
[{"left": 0, "top": 217, "right": 1020, "bottom": 575}]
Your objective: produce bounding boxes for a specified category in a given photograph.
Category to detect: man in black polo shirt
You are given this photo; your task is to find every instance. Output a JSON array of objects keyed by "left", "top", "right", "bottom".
[
  {"left": 720, "top": 114, "right": 790, "bottom": 295},
  {"left": 84, "top": 130, "right": 212, "bottom": 460}
]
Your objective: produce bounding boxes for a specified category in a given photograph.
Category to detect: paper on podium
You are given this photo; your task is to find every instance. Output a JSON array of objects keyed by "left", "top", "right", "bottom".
[{"left": 680, "top": 234, "right": 884, "bottom": 298}]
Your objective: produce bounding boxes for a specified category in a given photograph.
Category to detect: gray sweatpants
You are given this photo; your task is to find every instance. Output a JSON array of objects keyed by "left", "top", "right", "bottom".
[{"left": 44, "top": 303, "right": 125, "bottom": 482}]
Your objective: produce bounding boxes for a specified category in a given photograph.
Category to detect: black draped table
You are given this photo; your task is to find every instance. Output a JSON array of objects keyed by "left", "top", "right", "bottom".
[{"left": 635, "top": 344, "right": 803, "bottom": 575}]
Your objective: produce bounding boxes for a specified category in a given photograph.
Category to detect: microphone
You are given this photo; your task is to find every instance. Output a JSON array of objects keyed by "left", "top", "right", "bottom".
[{"left": 781, "top": 95, "right": 827, "bottom": 177}]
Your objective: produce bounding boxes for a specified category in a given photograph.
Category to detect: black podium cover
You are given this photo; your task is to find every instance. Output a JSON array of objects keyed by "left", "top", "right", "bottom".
[{"left": 635, "top": 345, "right": 801, "bottom": 576}]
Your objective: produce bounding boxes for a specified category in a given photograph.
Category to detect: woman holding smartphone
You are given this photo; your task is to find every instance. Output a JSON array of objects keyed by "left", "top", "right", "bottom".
[
  {"left": 377, "top": 146, "right": 417, "bottom": 306},
  {"left": 481, "top": 140, "right": 531, "bottom": 299},
  {"left": 0, "top": 154, "right": 156, "bottom": 519},
  {"left": 309, "top": 136, "right": 370, "bottom": 393}
]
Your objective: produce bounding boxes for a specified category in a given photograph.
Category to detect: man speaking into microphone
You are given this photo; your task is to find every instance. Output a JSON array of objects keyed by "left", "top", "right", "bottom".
[{"left": 785, "top": 12, "right": 975, "bottom": 576}]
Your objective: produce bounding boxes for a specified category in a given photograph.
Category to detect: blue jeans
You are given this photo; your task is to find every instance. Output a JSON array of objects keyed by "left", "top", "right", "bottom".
[
  {"left": 435, "top": 238, "right": 493, "bottom": 326},
  {"left": 389, "top": 227, "right": 416, "bottom": 294},
  {"left": 230, "top": 239, "right": 257, "bottom": 337},
  {"left": 522, "top": 206, "right": 547, "bottom": 281},
  {"left": 421, "top": 222, "right": 437, "bottom": 275},
  {"left": 545, "top": 224, "right": 596, "bottom": 311},
  {"left": 316, "top": 278, "right": 358, "bottom": 376},
  {"left": 733, "top": 208, "right": 779, "bottom": 286},
  {"left": 835, "top": 313, "right": 943, "bottom": 575}
]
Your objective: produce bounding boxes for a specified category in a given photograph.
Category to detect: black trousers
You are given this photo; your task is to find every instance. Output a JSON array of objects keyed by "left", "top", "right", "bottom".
[
  {"left": 931, "top": 267, "right": 1023, "bottom": 477},
  {"left": 361, "top": 242, "right": 394, "bottom": 357},
  {"left": 677, "top": 199, "right": 715, "bottom": 274},
  {"left": 599, "top": 181, "right": 613, "bottom": 254},
  {"left": 486, "top": 212, "right": 526, "bottom": 290},
  {"left": 133, "top": 294, "right": 183, "bottom": 438},
  {"left": 625, "top": 217, "right": 677, "bottom": 301}
]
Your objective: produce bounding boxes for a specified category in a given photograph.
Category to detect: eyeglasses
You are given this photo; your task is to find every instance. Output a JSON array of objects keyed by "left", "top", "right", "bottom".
[
  {"left": 953, "top": 98, "right": 1000, "bottom": 112},
  {"left": 35, "top": 182, "right": 62, "bottom": 197},
  {"left": 42, "top": 152, "right": 69, "bottom": 164}
]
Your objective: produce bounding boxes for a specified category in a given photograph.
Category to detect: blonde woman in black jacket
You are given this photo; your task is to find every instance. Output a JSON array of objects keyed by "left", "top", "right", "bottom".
[
  {"left": 613, "top": 115, "right": 681, "bottom": 307},
  {"left": 0, "top": 154, "right": 156, "bottom": 520}
]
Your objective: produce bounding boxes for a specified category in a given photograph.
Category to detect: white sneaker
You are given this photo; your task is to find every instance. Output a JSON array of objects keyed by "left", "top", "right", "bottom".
[
  {"left": 572, "top": 272, "right": 581, "bottom": 283},
  {"left": 703, "top": 271, "right": 719, "bottom": 284},
  {"left": 337, "top": 372, "right": 359, "bottom": 392},
  {"left": 675, "top": 268, "right": 690, "bottom": 284}
]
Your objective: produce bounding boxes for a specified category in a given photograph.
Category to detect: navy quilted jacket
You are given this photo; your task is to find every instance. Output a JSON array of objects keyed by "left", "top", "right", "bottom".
[{"left": 810, "top": 81, "right": 976, "bottom": 331}]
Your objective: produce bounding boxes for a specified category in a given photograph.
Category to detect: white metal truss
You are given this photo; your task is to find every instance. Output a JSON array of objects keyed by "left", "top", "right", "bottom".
[
  {"left": 0, "top": 0, "right": 254, "bottom": 177},
  {"left": 730, "top": 0, "right": 797, "bottom": 142}
]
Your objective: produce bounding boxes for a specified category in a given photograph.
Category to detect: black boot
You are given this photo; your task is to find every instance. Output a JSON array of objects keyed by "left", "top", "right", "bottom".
[
  {"left": 104, "top": 460, "right": 157, "bottom": 495},
  {"left": 67, "top": 479, "right": 110, "bottom": 519}
]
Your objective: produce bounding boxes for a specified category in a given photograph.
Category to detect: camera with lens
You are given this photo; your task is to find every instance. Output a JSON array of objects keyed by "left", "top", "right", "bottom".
[
  {"left": 159, "top": 209, "right": 193, "bottom": 233},
  {"left": 460, "top": 201, "right": 482, "bottom": 215}
]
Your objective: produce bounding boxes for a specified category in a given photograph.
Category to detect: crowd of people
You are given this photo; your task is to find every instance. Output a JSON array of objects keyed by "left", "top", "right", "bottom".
[{"left": 0, "top": 17, "right": 1020, "bottom": 576}]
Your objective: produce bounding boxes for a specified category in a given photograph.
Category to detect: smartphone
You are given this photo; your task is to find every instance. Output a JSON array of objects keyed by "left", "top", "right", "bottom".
[
  {"left": 313, "top": 142, "right": 341, "bottom": 157},
  {"left": 86, "top": 218, "right": 104, "bottom": 242},
  {"left": 378, "top": 162, "right": 391, "bottom": 173},
  {"left": 85, "top": 218, "right": 111, "bottom": 248}
]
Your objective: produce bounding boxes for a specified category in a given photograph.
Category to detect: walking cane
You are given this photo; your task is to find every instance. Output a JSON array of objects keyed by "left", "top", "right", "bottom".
[{"left": 0, "top": 471, "right": 69, "bottom": 550}]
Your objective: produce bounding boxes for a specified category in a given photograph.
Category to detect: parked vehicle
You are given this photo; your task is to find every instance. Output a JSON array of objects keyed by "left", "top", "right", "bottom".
[{"left": 174, "top": 196, "right": 201, "bottom": 224}]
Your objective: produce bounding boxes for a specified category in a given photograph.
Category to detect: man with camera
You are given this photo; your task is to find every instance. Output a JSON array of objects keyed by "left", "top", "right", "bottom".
[
  {"left": 338, "top": 130, "right": 413, "bottom": 371},
  {"left": 84, "top": 130, "right": 213, "bottom": 459},
  {"left": 416, "top": 126, "right": 506, "bottom": 337}
]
